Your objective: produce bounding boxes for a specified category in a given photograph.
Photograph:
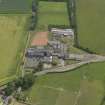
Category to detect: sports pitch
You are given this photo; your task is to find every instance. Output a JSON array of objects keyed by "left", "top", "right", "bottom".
[
  {"left": 0, "top": 15, "right": 29, "bottom": 83},
  {"left": 76, "top": 0, "right": 105, "bottom": 54}
]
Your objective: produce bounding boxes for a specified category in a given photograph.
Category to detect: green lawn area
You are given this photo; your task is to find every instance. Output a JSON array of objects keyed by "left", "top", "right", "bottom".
[
  {"left": 0, "top": 97, "right": 3, "bottom": 105},
  {"left": 25, "top": 62, "right": 105, "bottom": 105},
  {"left": 76, "top": 0, "right": 105, "bottom": 54},
  {"left": 0, "top": 15, "right": 29, "bottom": 83},
  {"left": 0, "top": 0, "right": 32, "bottom": 13},
  {"left": 37, "top": 1, "right": 69, "bottom": 31}
]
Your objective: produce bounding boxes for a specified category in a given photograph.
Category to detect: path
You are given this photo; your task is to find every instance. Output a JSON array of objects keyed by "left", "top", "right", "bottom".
[
  {"left": 35, "top": 54, "right": 105, "bottom": 76},
  {"left": 74, "top": 90, "right": 81, "bottom": 105}
]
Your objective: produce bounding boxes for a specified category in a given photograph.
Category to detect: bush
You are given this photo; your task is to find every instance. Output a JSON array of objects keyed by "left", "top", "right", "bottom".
[
  {"left": 15, "top": 73, "right": 35, "bottom": 90},
  {"left": 4, "top": 82, "right": 15, "bottom": 96},
  {"left": 4, "top": 73, "right": 35, "bottom": 96},
  {"left": 52, "top": 60, "right": 58, "bottom": 66},
  {"left": 76, "top": 46, "right": 96, "bottom": 54}
]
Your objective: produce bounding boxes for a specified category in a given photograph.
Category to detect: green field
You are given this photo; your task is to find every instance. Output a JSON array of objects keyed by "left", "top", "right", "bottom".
[
  {"left": 0, "top": 0, "right": 32, "bottom": 13},
  {"left": 37, "top": 1, "right": 69, "bottom": 30},
  {"left": 0, "top": 15, "right": 29, "bottom": 83},
  {"left": 25, "top": 62, "right": 105, "bottom": 105},
  {"left": 76, "top": 0, "right": 105, "bottom": 54}
]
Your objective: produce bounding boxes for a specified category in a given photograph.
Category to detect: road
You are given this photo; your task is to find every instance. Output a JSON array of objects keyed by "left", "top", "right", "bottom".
[{"left": 35, "top": 54, "right": 105, "bottom": 76}]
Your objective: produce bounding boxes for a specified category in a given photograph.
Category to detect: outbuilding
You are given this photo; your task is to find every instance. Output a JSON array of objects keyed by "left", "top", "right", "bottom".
[{"left": 51, "top": 28, "right": 74, "bottom": 37}]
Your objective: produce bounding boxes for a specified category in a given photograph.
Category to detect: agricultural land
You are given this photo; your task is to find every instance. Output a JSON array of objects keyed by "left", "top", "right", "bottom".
[
  {"left": 0, "top": 0, "right": 32, "bottom": 13},
  {"left": 25, "top": 62, "right": 105, "bottom": 105},
  {"left": 23, "top": 1, "right": 105, "bottom": 105},
  {"left": 0, "top": 15, "right": 29, "bottom": 85},
  {"left": 0, "top": 0, "right": 105, "bottom": 105},
  {"left": 76, "top": 0, "right": 105, "bottom": 54},
  {"left": 0, "top": 0, "right": 31, "bottom": 85},
  {"left": 36, "top": 1, "right": 69, "bottom": 31}
]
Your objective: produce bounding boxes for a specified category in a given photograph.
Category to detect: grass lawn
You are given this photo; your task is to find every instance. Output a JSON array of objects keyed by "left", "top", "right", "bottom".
[
  {"left": 76, "top": 0, "right": 105, "bottom": 54},
  {"left": 25, "top": 62, "right": 105, "bottom": 105},
  {"left": 0, "top": 0, "right": 32, "bottom": 13},
  {"left": 36, "top": 1, "right": 69, "bottom": 31},
  {"left": 0, "top": 15, "right": 29, "bottom": 83}
]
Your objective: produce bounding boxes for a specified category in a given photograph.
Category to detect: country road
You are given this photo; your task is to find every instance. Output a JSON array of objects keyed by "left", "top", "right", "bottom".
[{"left": 35, "top": 54, "right": 105, "bottom": 76}]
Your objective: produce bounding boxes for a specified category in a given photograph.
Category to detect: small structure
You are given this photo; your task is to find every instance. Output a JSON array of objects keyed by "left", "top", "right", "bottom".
[{"left": 51, "top": 28, "right": 74, "bottom": 37}]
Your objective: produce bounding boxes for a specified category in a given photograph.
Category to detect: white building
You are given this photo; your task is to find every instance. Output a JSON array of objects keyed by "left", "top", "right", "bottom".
[{"left": 51, "top": 28, "right": 74, "bottom": 36}]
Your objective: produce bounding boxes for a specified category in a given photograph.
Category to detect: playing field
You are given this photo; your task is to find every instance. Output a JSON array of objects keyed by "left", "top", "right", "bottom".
[
  {"left": 37, "top": 1, "right": 69, "bottom": 30},
  {"left": 76, "top": 0, "right": 105, "bottom": 54},
  {"left": 0, "top": 0, "right": 32, "bottom": 13},
  {"left": 25, "top": 62, "right": 105, "bottom": 105},
  {"left": 0, "top": 15, "right": 29, "bottom": 82}
]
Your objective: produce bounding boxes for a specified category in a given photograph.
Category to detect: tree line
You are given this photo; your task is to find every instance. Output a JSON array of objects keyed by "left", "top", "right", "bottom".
[{"left": 3, "top": 73, "right": 35, "bottom": 96}]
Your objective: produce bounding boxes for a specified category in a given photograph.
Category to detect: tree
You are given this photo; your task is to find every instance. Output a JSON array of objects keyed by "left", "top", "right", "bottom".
[
  {"left": 15, "top": 73, "right": 35, "bottom": 90},
  {"left": 35, "top": 62, "right": 43, "bottom": 71},
  {"left": 4, "top": 82, "right": 15, "bottom": 96},
  {"left": 4, "top": 73, "right": 35, "bottom": 97}
]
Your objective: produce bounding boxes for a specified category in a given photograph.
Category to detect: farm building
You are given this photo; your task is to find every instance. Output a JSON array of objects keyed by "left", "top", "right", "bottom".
[
  {"left": 51, "top": 28, "right": 74, "bottom": 37},
  {"left": 25, "top": 48, "right": 53, "bottom": 68},
  {"left": 48, "top": 41, "right": 61, "bottom": 49},
  {"left": 25, "top": 48, "right": 52, "bottom": 58},
  {"left": 48, "top": 41, "right": 68, "bottom": 53}
]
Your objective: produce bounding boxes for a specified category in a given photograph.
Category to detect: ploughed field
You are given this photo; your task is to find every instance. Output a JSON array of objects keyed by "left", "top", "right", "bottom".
[
  {"left": 76, "top": 0, "right": 105, "bottom": 54},
  {"left": 0, "top": 15, "right": 29, "bottom": 84},
  {"left": 0, "top": 0, "right": 32, "bottom": 13}
]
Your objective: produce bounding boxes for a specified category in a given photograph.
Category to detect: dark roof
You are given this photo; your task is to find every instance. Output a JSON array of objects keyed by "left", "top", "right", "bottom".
[{"left": 25, "top": 48, "right": 52, "bottom": 58}]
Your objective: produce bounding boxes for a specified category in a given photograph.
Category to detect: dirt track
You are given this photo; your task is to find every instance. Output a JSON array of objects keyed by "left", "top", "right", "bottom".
[{"left": 35, "top": 54, "right": 105, "bottom": 76}]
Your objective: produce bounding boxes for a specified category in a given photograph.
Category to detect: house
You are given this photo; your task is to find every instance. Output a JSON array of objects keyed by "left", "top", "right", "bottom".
[{"left": 51, "top": 28, "right": 74, "bottom": 37}]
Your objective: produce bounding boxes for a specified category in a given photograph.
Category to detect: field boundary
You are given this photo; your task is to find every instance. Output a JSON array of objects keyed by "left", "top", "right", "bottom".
[{"left": 0, "top": 15, "right": 30, "bottom": 86}]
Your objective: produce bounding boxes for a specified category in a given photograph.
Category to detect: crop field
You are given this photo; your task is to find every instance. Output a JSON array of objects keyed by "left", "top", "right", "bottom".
[
  {"left": 76, "top": 0, "right": 105, "bottom": 54},
  {"left": 25, "top": 62, "right": 105, "bottom": 105},
  {"left": 0, "top": 0, "right": 32, "bottom": 13},
  {"left": 0, "top": 15, "right": 29, "bottom": 83},
  {"left": 37, "top": 1, "right": 69, "bottom": 30}
]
